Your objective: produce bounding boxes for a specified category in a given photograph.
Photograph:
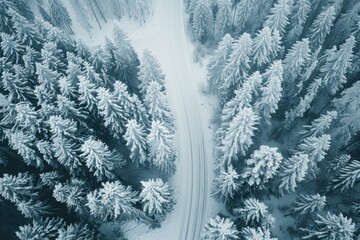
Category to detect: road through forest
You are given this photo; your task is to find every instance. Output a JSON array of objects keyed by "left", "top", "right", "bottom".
[{"left": 121, "top": 0, "right": 215, "bottom": 239}]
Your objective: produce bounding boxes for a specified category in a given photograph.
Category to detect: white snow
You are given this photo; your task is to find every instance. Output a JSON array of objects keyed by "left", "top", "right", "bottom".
[{"left": 68, "top": 0, "right": 222, "bottom": 239}]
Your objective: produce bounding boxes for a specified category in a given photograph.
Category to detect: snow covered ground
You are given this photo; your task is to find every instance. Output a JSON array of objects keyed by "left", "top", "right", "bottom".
[{"left": 68, "top": 0, "right": 222, "bottom": 239}]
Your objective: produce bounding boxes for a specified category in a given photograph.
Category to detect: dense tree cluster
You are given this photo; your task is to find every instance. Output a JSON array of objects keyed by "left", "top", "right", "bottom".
[
  {"left": 0, "top": 2, "right": 175, "bottom": 239},
  {"left": 188, "top": 0, "right": 360, "bottom": 239}
]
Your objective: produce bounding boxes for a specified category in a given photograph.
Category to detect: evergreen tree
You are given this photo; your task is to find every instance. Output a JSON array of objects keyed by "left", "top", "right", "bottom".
[
  {"left": 192, "top": 0, "right": 213, "bottom": 43},
  {"left": 77, "top": 76, "right": 98, "bottom": 113},
  {"left": 35, "top": 62, "right": 60, "bottom": 104},
  {"left": 57, "top": 223, "right": 96, "bottom": 240},
  {"left": 49, "top": 115, "right": 78, "bottom": 140},
  {"left": 330, "top": 160, "right": 360, "bottom": 192},
  {"left": 263, "top": 0, "right": 292, "bottom": 36},
  {"left": 308, "top": 6, "right": 336, "bottom": 51},
  {"left": 332, "top": 81, "right": 360, "bottom": 146},
  {"left": 207, "top": 34, "right": 233, "bottom": 93},
  {"left": 80, "top": 139, "right": 115, "bottom": 181},
  {"left": 212, "top": 165, "right": 240, "bottom": 202},
  {"left": 139, "top": 178, "right": 173, "bottom": 221},
  {"left": 320, "top": 35, "right": 355, "bottom": 95},
  {"left": 96, "top": 87, "right": 126, "bottom": 138},
  {"left": 138, "top": 49, "right": 165, "bottom": 95},
  {"left": 300, "top": 111, "right": 338, "bottom": 137},
  {"left": 282, "top": 38, "right": 311, "bottom": 96},
  {"left": 220, "top": 33, "right": 253, "bottom": 92},
  {"left": 86, "top": 181, "right": 140, "bottom": 220},
  {"left": 293, "top": 194, "right": 326, "bottom": 216},
  {"left": 330, "top": 154, "right": 351, "bottom": 172},
  {"left": 242, "top": 145, "right": 283, "bottom": 188},
  {"left": 234, "top": 198, "right": 269, "bottom": 225},
  {"left": 297, "top": 134, "right": 331, "bottom": 175},
  {"left": 234, "top": 0, "right": 254, "bottom": 33},
  {"left": 14, "top": 102, "right": 40, "bottom": 133},
  {"left": 53, "top": 180, "right": 87, "bottom": 214},
  {"left": 285, "top": 78, "right": 322, "bottom": 126},
  {"left": 278, "top": 153, "right": 309, "bottom": 193},
  {"left": 0, "top": 172, "right": 37, "bottom": 203},
  {"left": 1, "top": 32, "right": 25, "bottom": 64},
  {"left": 203, "top": 215, "right": 239, "bottom": 240},
  {"left": 52, "top": 136, "right": 82, "bottom": 170},
  {"left": 214, "top": 0, "right": 232, "bottom": 40},
  {"left": 252, "top": 27, "right": 281, "bottom": 67},
  {"left": 124, "top": 119, "right": 148, "bottom": 164},
  {"left": 147, "top": 120, "right": 176, "bottom": 173},
  {"left": 46, "top": 0, "right": 73, "bottom": 35},
  {"left": 220, "top": 107, "right": 258, "bottom": 165},
  {"left": 16, "top": 199, "right": 50, "bottom": 219},
  {"left": 144, "top": 81, "right": 174, "bottom": 131},
  {"left": 329, "top": 3, "right": 360, "bottom": 44},
  {"left": 302, "top": 212, "right": 355, "bottom": 240},
  {"left": 255, "top": 75, "right": 282, "bottom": 124},
  {"left": 285, "top": 0, "right": 311, "bottom": 45},
  {"left": 241, "top": 227, "right": 277, "bottom": 240},
  {"left": 16, "top": 217, "right": 66, "bottom": 240}
]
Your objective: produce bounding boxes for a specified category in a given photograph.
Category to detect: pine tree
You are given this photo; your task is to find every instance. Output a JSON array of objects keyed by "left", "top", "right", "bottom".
[
  {"left": 242, "top": 145, "right": 283, "bottom": 188},
  {"left": 77, "top": 76, "right": 98, "bottom": 113},
  {"left": 282, "top": 38, "right": 311, "bottom": 96},
  {"left": 86, "top": 181, "right": 140, "bottom": 220},
  {"left": 46, "top": 0, "right": 73, "bottom": 35},
  {"left": 329, "top": 3, "right": 360, "bottom": 44},
  {"left": 297, "top": 134, "right": 331, "bottom": 175},
  {"left": 7, "top": 130, "right": 43, "bottom": 167},
  {"left": 320, "top": 35, "right": 355, "bottom": 95},
  {"left": 147, "top": 120, "right": 176, "bottom": 173},
  {"left": 330, "top": 154, "right": 351, "bottom": 172},
  {"left": 330, "top": 160, "right": 360, "bottom": 192},
  {"left": 14, "top": 102, "right": 40, "bottom": 133},
  {"left": 252, "top": 27, "right": 281, "bottom": 67},
  {"left": 56, "top": 95, "right": 85, "bottom": 120},
  {"left": 234, "top": 198, "right": 269, "bottom": 225},
  {"left": 263, "top": 0, "right": 292, "bottom": 36},
  {"left": 332, "top": 81, "right": 360, "bottom": 146},
  {"left": 49, "top": 115, "right": 78, "bottom": 140},
  {"left": 139, "top": 178, "right": 173, "bottom": 220},
  {"left": 16, "top": 217, "right": 66, "bottom": 240},
  {"left": 300, "top": 111, "right": 338, "bottom": 137},
  {"left": 293, "top": 194, "right": 326, "bottom": 216},
  {"left": 97, "top": 87, "right": 126, "bottom": 138},
  {"left": 16, "top": 199, "right": 50, "bottom": 219},
  {"left": 301, "top": 212, "right": 355, "bottom": 240},
  {"left": 285, "top": 0, "right": 311, "bottom": 45},
  {"left": 203, "top": 215, "right": 239, "bottom": 240},
  {"left": 214, "top": 0, "right": 232, "bottom": 40},
  {"left": 52, "top": 137, "right": 82, "bottom": 170},
  {"left": 138, "top": 49, "right": 165, "bottom": 95},
  {"left": 308, "top": 6, "right": 336, "bottom": 51},
  {"left": 1, "top": 32, "right": 25, "bottom": 64},
  {"left": 80, "top": 139, "right": 115, "bottom": 181},
  {"left": 234, "top": 0, "right": 254, "bottom": 33},
  {"left": 2, "top": 69, "right": 33, "bottom": 102},
  {"left": 192, "top": 0, "right": 213, "bottom": 43},
  {"left": 278, "top": 153, "right": 309, "bottom": 193},
  {"left": 255, "top": 75, "right": 282, "bottom": 124},
  {"left": 285, "top": 78, "right": 322, "bottom": 126},
  {"left": 35, "top": 62, "right": 60, "bottom": 104},
  {"left": 0, "top": 172, "right": 37, "bottom": 203},
  {"left": 241, "top": 227, "right": 277, "bottom": 240},
  {"left": 207, "top": 34, "right": 233, "bottom": 93},
  {"left": 144, "top": 81, "right": 174, "bottom": 131},
  {"left": 53, "top": 180, "right": 87, "bottom": 214},
  {"left": 124, "top": 119, "right": 148, "bottom": 164},
  {"left": 212, "top": 165, "right": 240, "bottom": 202},
  {"left": 221, "top": 107, "right": 259, "bottom": 165},
  {"left": 262, "top": 60, "right": 283, "bottom": 83},
  {"left": 220, "top": 33, "right": 253, "bottom": 92},
  {"left": 57, "top": 223, "right": 96, "bottom": 240}
]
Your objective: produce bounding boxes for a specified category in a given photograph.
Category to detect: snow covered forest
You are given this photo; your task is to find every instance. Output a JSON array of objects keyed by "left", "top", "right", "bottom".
[{"left": 1, "top": 0, "right": 360, "bottom": 239}]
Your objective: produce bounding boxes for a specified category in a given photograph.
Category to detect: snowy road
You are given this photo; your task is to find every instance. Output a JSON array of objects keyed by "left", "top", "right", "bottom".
[
  {"left": 119, "top": 0, "right": 218, "bottom": 239},
  {"left": 70, "top": 0, "right": 220, "bottom": 238}
]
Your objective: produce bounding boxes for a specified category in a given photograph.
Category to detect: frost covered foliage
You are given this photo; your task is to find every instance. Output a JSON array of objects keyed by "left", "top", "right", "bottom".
[
  {"left": 197, "top": 0, "right": 360, "bottom": 238},
  {"left": 0, "top": 3, "right": 175, "bottom": 239}
]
